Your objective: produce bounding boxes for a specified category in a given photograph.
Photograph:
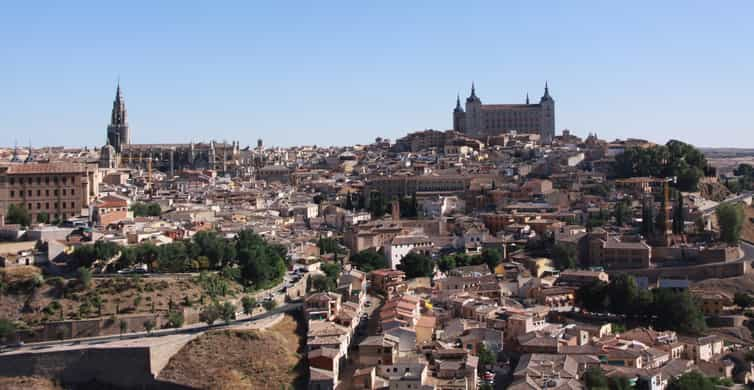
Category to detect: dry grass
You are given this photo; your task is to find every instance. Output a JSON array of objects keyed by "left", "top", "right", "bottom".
[
  {"left": 1, "top": 266, "right": 42, "bottom": 288},
  {"left": 158, "top": 315, "right": 305, "bottom": 390},
  {"left": 0, "top": 275, "right": 241, "bottom": 328},
  {"left": 694, "top": 275, "right": 754, "bottom": 296},
  {"left": 741, "top": 205, "right": 754, "bottom": 244},
  {"left": 0, "top": 376, "right": 61, "bottom": 390}
]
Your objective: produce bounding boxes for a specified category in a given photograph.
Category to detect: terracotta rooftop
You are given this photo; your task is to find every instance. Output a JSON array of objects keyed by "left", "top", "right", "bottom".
[{"left": 5, "top": 163, "right": 88, "bottom": 174}]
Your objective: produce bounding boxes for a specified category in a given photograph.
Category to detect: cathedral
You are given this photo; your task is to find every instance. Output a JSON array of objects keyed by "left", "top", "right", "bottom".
[
  {"left": 100, "top": 84, "right": 242, "bottom": 175},
  {"left": 452, "top": 83, "right": 555, "bottom": 143}
]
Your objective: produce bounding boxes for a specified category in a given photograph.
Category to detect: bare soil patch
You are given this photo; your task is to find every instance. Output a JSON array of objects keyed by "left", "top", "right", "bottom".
[{"left": 158, "top": 314, "right": 306, "bottom": 389}]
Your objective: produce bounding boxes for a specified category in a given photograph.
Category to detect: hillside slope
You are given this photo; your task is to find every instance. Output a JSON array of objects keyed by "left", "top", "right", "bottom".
[{"left": 158, "top": 315, "right": 305, "bottom": 389}]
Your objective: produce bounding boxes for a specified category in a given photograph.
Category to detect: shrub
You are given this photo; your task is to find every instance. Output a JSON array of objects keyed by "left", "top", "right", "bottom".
[
  {"left": 200, "top": 303, "right": 221, "bottom": 326},
  {"left": 241, "top": 296, "right": 257, "bottom": 314},
  {"left": 77, "top": 267, "right": 92, "bottom": 289},
  {"left": 263, "top": 300, "right": 277, "bottom": 311},
  {"left": 143, "top": 319, "right": 156, "bottom": 334},
  {"left": 166, "top": 311, "right": 184, "bottom": 328}
]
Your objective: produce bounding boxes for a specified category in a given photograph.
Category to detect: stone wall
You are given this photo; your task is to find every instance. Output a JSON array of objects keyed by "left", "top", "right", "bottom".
[
  {"left": 0, "top": 334, "right": 197, "bottom": 388},
  {"left": 610, "top": 260, "right": 750, "bottom": 283},
  {"left": 0, "top": 347, "right": 154, "bottom": 387},
  {"left": 35, "top": 313, "right": 162, "bottom": 342},
  {"left": 286, "top": 273, "right": 308, "bottom": 301}
]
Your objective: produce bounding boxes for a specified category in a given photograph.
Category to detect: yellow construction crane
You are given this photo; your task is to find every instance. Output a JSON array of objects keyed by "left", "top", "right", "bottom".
[{"left": 123, "top": 155, "right": 154, "bottom": 194}]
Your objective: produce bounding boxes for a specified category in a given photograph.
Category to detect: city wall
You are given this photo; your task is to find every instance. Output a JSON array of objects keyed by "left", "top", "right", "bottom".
[
  {"left": 609, "top": 259, "right": 751, "bottom": 283},
  {"left": 0, "top": 347, "right": 154, "bottom": 387},
  {"left": 0, "top": 334, "right": 198, "bottom": 388}
]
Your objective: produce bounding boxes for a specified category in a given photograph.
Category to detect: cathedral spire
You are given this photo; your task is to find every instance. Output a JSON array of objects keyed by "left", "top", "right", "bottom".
[
  {"left": 10, "top": 141, "right": 21, "bottom": 163},
  {"left": 526, "top": 93, "right": 530, "bottom": 105},
  {"left": 107, "top": 81, "right": 131, "bottom": 152},
  {"left": 544, "top": 81, "right": 550, "bottom": 98},
  {"left": 24, "top": 142, "right": 33, "bottom": 163},
  {"left": 470, "top": 82, "right": 477, "bottom": 98}
]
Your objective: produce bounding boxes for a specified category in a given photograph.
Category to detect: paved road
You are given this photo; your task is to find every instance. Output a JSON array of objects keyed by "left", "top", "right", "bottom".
[
  {"left": 2, "top": 302, "right": 302, "bottom": 354},
  {"left": 700, "top": 192, "right": 753, "bottom": 216}
]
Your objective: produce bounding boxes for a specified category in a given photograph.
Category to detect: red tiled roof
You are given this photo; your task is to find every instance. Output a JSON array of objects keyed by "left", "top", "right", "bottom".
[{"left": 5, "top": 163, "right": 89, "bottom": 174}]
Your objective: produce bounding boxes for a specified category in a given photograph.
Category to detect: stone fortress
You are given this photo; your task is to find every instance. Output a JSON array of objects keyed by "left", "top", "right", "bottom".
[{"left": 453, "top": 82, "right": 555, "bottom": 143}]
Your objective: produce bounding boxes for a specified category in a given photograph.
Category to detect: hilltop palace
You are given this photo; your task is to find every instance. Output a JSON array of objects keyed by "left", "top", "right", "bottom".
[{"left": 453, "top": 83, "right": 555, "bottom": 143}]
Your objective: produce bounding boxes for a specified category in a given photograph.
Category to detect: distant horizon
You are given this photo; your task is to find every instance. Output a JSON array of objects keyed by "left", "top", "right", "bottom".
[{"left": 2, "top": 1, "right": 752, "bottom": 148}]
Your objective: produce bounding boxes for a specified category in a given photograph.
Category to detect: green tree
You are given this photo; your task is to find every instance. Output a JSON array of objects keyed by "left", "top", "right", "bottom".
[
  {"left": 119, "top": 319, "right": 127, "bottom": 337},
  {"left": 479, "top": 248, "right": 503, "bottom": 272},
  {"left": 344, "top": 191, "right": 354, "bottom": 210},
  {"left": 143, "top": 319, "right": 155, "bottom": 335},
  {"left": 200, "top": 303, "right": 221, "bottom": 326},
  {"left": 36, "top": 212, "right": 50, "bottom": 224},
  {"left": 399, "top": 193, "right": 418, "bottom": 218},
  {"left": 322, "top": 262, "right": 340, "bottom": 277},
  {"left": 576, "top": 281, "right": 609, "bottom": 313},
  {"left": 317, "top": 237, "right": 342, "bottom": 254},
  {"left": 734, "top": 293, "right": 754, "bottom": 308},
  {"left": 350, "top": 249, "right": 389, "bottom": 273},
  {"left": 613, "top": 141, "right": 710, "bottom": 192},
  {"left": 368, "top": 190, "right": 386, "bottom": 218},
  {"left": 241, "top": 296, "right": 257, "bottom": 314},
  {"left": 398, "top": 252, "right": 434, "bottom": 278},
  {"left": 263, "top": 300, "right": 277, "bottom": 311},
  {"left": 716, "top": 202, "right": 744, "bottom": 245},
  {"left": 311, "top": 274, "right": 336, "bottom": 292},
  {"left": 673, "top": 191, "right": 685, "bottom": 234},
  {"left": 437, "top": 255, "right": 456, "bottom": 272},
  {"left": 641, "top": 198, "right": 655, "bottom": 238},
  {"left": 0, "top": 318, "right": 16, "bottom": 344},
  {"left": 477, "top": 344, "right": 497, "bottom": 373},
  {"left": 608, "top": 376, "right": 631, "bottom": 390},
  {"left": 551, "top": 244, "right": 577, "bottom": 270},
  {"left": 607, "top": 274, "right": 640, "bottom": 315},
  {"left": 236, "top": 230, "right": 287, "bottom": 290},
  {"left": 131, "top": 202, "right": 162, "bottom": 217},
  {"left": 583, "top": 366, "right": 608, "bottom": 390},
  {"left": 614, "top": 198, "right": 632, "bottom": 226},
  {"left": 5, "top": 204, "right": 31, "bottom": 226},
  {"left": 655, "top": 191, "right": 669, "bottom": 235},
  {"left": 91, "top": 294, "right": 103, "bottom": 316},
  {"left": 166, "top": 311, "right": 184, "bottom": 328},
  {"left": 666, "top": 371, "right": 715, "bottom": 390},
  {"left": 220, "top": 301, "right": 236, "bottom": 324},
  {"left": 77, "top": 267, "right": 92, "bottom": 289},
  {"left": 652, "top": 289, "right": 707, "bottom": 335}
]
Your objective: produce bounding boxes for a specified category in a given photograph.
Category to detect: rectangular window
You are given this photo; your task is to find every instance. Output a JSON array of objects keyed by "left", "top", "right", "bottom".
[{"left": 10, "top": 190, "right": 14, "bottom": 197}]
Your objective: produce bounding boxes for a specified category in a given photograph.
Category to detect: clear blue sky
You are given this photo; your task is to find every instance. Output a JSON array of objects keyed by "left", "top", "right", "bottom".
[{"left": 1, "top": 1, "right": 752, "bottom": 148}]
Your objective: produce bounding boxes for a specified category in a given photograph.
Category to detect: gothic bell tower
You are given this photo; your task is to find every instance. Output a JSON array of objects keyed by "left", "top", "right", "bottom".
[{"left": 107, "top": 83, "right": 131, "bottom": 153}]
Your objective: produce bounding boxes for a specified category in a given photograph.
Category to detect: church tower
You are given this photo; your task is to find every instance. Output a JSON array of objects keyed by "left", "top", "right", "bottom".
[
  {"left": 539, "top": 82, "right": 555, "bottom": 144},
  {"left": 464, "top": 83, "right": 483, "bottom": 136},
  {"left": 107, "top": 83, "right": 131, "bottom": 153},
  {"left": 453, "top": 94, "right": 465, "bottom": 133}
]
